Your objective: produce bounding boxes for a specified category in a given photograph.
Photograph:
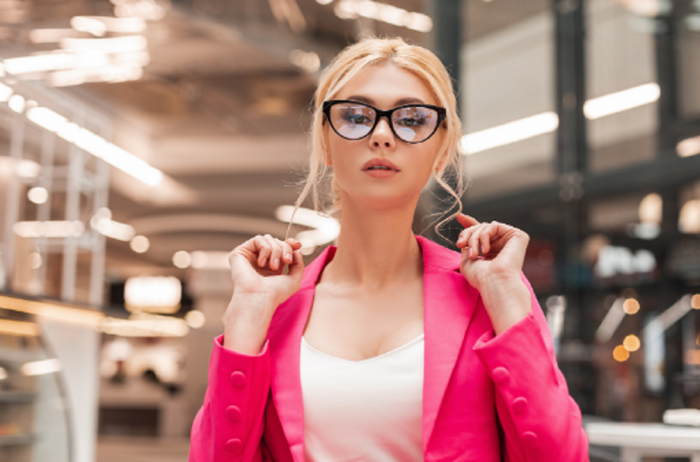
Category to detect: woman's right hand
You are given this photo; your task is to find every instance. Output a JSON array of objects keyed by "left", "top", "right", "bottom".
[
  {"left": 223, "top": 235, "right": 305, "bottom": 354},
  {"left": 229, "top": 235, "right": 305, "bottom": 307}
]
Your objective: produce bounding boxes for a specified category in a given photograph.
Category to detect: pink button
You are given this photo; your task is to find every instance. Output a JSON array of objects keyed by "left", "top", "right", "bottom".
[
  {"left": 226, "top": 405, "right": 242, "bottom": 422},
  {"left": 522, "top": 431, "right": 537, "bottom": 445},
  {"left": 230, "top": 371, "right": 246, "bottom": 388},
  {"left": 513, "top": 397, "right": 528, "bottom": 415},
  {"left": 225, "top": 438, "right": 242, "bottom": 453},
  {"left": 492, "top": 367, "right": 510, "bottom": 385}
]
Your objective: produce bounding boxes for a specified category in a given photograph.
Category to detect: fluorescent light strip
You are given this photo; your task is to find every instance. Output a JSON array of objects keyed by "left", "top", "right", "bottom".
[
  {"left": 23, "top": 105, "right": 162, "bottom": 185},
  {"left": 462, "top": 83, "right": 661, "bottom": 155},
  {"left": 584, "top": 83, "right": 660, "bottom": 119},
  {"left": 13, "top": 220, "right": 85, "bottom": 238},
  {"left": 334, "top": 0, "right": 432, "bottom": 32}
]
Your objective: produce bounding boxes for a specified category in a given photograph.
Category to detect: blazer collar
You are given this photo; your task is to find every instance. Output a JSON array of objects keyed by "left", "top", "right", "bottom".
[{"left": 266, "top": 236, "right": 478, "bottom": 461}]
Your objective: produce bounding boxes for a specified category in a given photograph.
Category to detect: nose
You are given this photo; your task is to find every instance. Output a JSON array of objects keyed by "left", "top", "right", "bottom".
[{"left": 370, "top": 116, "right": 395, "bottom": 149}]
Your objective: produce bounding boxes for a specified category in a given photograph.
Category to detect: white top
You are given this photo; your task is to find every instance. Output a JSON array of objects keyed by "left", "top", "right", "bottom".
[{"left": 300, "top": 334, "right": 425, "bottom": 462}]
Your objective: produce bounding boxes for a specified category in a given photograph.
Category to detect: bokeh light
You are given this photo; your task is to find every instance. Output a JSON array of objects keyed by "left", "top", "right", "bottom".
[
  {"left": 622, "top": 298, "right": 640, "bottom": 315},
  {"left": 613, "top": 345, "right": 630, "bottom": 362},
  {"left": 623, "top": 334, "right": 640, "bottom": 352}
]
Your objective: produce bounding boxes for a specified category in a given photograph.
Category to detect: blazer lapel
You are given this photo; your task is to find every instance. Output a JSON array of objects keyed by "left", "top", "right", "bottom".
[
  {"left": 265, "top": 238, "right": 478, "bottom": 459},
  {"left": 417, "top": 237, "right": 480, "bottom": 453},
  {"left": 266, "top": 246, "right": 335, "bottom": 462}
]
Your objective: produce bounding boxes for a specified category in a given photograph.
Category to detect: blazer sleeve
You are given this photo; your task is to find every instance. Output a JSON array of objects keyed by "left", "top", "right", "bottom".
[
  {"left": 189, "top": 335, "right": 272, "bottom": 462},
  {"left": 473, "top": 276, "right": 589, "bottom": 462}
]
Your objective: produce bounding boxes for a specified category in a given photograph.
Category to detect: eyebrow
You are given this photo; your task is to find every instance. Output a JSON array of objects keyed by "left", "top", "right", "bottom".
[{"left": 345, "top": 95, "right": 427, "bottom": 106}]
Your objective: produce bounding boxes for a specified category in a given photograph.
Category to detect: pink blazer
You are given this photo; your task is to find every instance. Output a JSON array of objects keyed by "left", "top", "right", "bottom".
[{"left": 189, "top": 236, "right": 589, "bottom": 461}]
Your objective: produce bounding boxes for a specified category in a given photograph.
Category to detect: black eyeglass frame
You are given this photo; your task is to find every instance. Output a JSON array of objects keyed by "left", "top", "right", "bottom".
[{"left": 322, "top": 99, "right": 447, "bottom": 145}]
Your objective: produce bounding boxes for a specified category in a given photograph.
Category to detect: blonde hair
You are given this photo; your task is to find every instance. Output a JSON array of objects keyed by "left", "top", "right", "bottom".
[{"left": 291, "top": 37, "right": 466, "bottom": 237}]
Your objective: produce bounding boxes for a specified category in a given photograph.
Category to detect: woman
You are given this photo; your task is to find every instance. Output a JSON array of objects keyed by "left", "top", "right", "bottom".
[{"left": 189, "top": 38, "right": 589, "bottom": 461}]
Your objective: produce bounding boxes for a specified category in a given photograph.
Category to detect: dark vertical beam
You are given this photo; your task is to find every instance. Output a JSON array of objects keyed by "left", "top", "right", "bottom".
[
  {"left": 431, "top": 0, "right": 463, "bottom": 115},
  {"left": 553, "top": 0, "right": 591, "bottom": 410},
  {"left": 554, "top": 0, "right": 587, "bottom": 176},
  {"left": 655, "top": 0, "right": 679, "bottom": 155}
]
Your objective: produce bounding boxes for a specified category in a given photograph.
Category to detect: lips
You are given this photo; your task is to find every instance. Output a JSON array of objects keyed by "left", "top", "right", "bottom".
[{"left": 362, "top": 158, "right": 400, "bottom": 172}]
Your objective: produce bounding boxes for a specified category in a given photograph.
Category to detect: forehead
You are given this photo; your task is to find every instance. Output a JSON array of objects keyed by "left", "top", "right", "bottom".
[{"left": 334, "top": 64, "right": 438, "bottom": 107}]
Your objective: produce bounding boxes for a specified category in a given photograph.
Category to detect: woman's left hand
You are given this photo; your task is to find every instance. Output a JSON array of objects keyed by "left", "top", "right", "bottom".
[{"left": 455, "top": 213, "right": 532, "bottom": 334}]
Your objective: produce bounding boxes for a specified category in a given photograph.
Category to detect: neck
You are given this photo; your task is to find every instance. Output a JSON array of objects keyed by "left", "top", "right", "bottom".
[{"left": 323, "top": 195, "right": 423, "bottom": 291}]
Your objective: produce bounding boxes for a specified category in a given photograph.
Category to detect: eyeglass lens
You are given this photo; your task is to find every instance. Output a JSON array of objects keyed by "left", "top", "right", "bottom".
[{"left": 329, "top": 103, "right": 439, "bottom": 143}]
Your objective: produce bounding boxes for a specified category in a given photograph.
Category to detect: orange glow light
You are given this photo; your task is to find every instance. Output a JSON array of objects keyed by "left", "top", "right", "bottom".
[
  {"left": 613, "top": 345, "right": 630, "bottom": 362},
  {"left": 623, "top": 335, "right": 641, "bottom": 352},
  {"left": 691, "top": 294, "right": 700, "bottom": 310},
  {"left": 623, "top": 298, "right": 640, "bottom": 315}
]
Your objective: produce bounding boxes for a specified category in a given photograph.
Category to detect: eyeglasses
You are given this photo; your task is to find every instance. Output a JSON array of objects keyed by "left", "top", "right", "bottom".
[{"left": 322, "top": 100, "right": 447, "bottom": 144}]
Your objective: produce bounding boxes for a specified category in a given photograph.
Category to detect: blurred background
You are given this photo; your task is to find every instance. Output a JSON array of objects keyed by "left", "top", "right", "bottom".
[{"left": 1, "top": 0, "right": 700, "bottom": 461}]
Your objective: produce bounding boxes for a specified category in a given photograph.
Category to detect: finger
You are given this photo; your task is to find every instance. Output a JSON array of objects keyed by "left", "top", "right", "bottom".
[
  {"left": 287, "top": 249, "right": 305, "bottom": 278},
  {"left": 480, "top": 221, "right": 502, "bottom": 257},
  {"left": 456, "top": 223, "right": 478, "bottom": 248},
  {"left": 456, "top": 213, "right": 479, "bottom": 229},
  {"left": 467, "top": 223, "right": 487, "bottom": 259},
  {"left": 262, "top": 235, "right": 284, "bottom": 271},
  {"left": 280, "top": 240, "right": 295, "bottom": 264},
  {"left": 254, "top": 235, "right": 272, "bottom": 267},
  {"left": 286, "top": 237, "right": 302, "bottom": 251}
]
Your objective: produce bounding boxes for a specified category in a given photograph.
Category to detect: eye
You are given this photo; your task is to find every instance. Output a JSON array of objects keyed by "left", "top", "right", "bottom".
[
  {"left": 396, "top": 116, "right": 427, "bottom": 127},
  {"left": 343, "top": 112, "right": 372, "bottom": 124}
]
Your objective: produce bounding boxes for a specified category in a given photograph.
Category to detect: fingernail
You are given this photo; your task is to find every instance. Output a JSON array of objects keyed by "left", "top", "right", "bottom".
[
  {"left": 274, "top": 258, "right": 280, "bottom": 268},
  {"left": 285, "top": 253, "right": 292, "bottom": 261},
  {"left": 260, "top": 257, "right": 267, "bottom": 266}
]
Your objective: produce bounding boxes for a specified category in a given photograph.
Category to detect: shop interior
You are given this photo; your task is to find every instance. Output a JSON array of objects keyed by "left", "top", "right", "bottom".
[{"left": 1, "top": 0, "right": 700, "bottom": 461}]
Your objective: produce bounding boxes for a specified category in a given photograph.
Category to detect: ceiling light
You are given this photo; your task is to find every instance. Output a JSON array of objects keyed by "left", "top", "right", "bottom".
[
  {"left": 26, "top": 106, "right": 68, "bottom": 132},
  {"left": 70, "top": 16, "right": 107, "bottom": 36},
  {"left": 462, "top": 112, "right": 559, "bottom": 155},
  {"left": 173, "top": 251, "right": 191, "bottom": 269},
  {"left": 8, "top": 94, "right": 25, "bottom": 113},
  {"left": 124, "top": 276, "right": 181, "bottom": 314},
  {"left": 60, "top": 35, "right": 148, "bottom": 53},
  {"left": 13, "top": 220, "right": 85, "bottom": 238},
  {"left": 276, "top": 205, "right": 340, "bottom": 254},
  {"left": 185, "top": 310, "right": 206, "bottom": 328},
  {"left": 462, "top": 83, "right": 662, "bottom": 155},
  {"left": 15, "top": 160, "right": 41, "bottom": 178},
  {"left": 27, "top": 186, "right": 49, "bottom": 204},
  {"left": 0, "top": 83, "right": 13, "bottom": 101},
  {"left": 90, "top": 213, "right": 135, "bottom": 241},
  {"left": 334, "top": 0, "right": 433, "bottom": 32},
  {"left": 129, "top": 235, "right": 150, "bottom": 253},
  {"left": 289, "top": 49, "right": 320, "bottom": 73},
  {"left": 584, "top": 83, "right": 660, "bottom": 120},
  {"left": 677, "top": 135, "right": 700, "bottom": 158},
  {"left": 22, "top": 358, "right": 61, "bottom": 376}
]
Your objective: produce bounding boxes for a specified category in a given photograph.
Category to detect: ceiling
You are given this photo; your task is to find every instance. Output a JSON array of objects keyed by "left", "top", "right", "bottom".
[{"left": 0, "top": 0, "right": 551, "bottom": 286}]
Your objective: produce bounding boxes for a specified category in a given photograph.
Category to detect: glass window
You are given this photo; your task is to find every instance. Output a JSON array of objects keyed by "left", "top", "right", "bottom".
[
  {"left": 586, "top": 0, "right": 658, "bottom": 172},
  {"left": 462, "top": 0, "right": 555, "bottom": 200}
]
